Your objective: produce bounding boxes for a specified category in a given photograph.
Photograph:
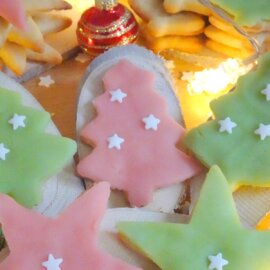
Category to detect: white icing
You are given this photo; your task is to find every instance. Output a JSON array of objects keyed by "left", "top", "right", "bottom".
[
  {"left": 0, "top": 143, "right": 10, "bottom": 161},
  {"left": 208, "top": 253, "right": 229, "bottom": 270},
  {"left": 255, "top": 123, "right": 270, "bottom": 140},
  {"left": 107, "top": 134, "right": 125, "bottom": 150},
  {"left": 110, "top": 89, "right": 127, "bottom": 103},
  {"left": 8, "top": 114, "right": 26, "bottom": 130},
  {"left": 261, "top": 84, "right": 270, "bottom": 101},
  {"left": 142, "top": 114, "right": 161, "bottom": 131},
  {"left": 38, "top": 76, "right": 55, "bottom": 88},
  {"left": 218, "top": 117, "right": 237, "bottom": 134},
  {"left": 42, "top": 254, "right": 63, "bottom": 270}
]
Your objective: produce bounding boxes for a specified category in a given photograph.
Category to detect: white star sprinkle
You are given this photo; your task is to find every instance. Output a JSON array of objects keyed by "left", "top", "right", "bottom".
[
  {"left": 218, "top": 117, "right": 237, "bottom": 134},
  {"left": 255, "top": 123, "right": 270, "bottom": 140},
  {"left": 110, "top": 89, "right": 127, "bottom": 103},
  {"left": 39, "top": 75, "right": 55, "bottom": 88},
  {"left": 0, "top": 143, "right": 10, "bottom": 161},
  {"left": 42, "top": 254, "right": 63, "bottom": 270},
  {"left": 261, "top": 84, "right": 270, "bottom": 101},
  {"left": 107, "top": 134, "right": 125, "bottom": 150},
  {"left": 142, "top": 114, "right": 161, "bottom": 131},
  {"left": 8, "top": 114, "right": 26, "bottom": 130},
  {"left": 75, "top": 52, "right": 91, "bottom": 63},
  {"left": 208, "top": 253, "right": 229, "bottom": 270}
]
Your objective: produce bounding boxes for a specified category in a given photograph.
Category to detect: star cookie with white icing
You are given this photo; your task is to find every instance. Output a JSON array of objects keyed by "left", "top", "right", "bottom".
[
  {"left": 118, "top": 166, "right": 270, "bottom": 270},
  {"left": 0, "top": 183, "right": 140, "bottom": 270}
]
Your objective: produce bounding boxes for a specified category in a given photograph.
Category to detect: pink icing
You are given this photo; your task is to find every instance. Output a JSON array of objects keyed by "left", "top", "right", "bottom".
[
  {"left": 77, "top": 60, "right": 201, "bottom": 207},
  {"left": 0, "top": 182, "right": 141, "bottom": 270},
  {"left": 0, "top": 0, "right": 27, "bottom": 30}
]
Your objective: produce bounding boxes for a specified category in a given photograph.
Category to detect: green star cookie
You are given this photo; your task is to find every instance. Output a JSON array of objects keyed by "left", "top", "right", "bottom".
[
  {"left": 0, "top": 88, "right": 77, "bottom": 207},
  {"left": 184, "top": 52, "right": 270, "bottom": 191},
  {"left": 118, "top": 166, "right": 270, "bottom": 270},
  {"left": 210, "top": 0, "right": 270, "bottom": 26}
]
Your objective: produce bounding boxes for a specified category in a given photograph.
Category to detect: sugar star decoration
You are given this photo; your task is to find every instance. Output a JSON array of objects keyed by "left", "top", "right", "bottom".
[
  {"left": 218, "top": 117, "right": 237, "bottom": 134},
  {"left": 142, "top": 114, "right": 161, "bottom": 131},
  {"left": 75, "top": 53, "right": 91, "bottom": 64},
  {"left": 261, "top": 84, "right": 270, "bottom": 101},
  {"left": 118, "top": 166, "right": 270, "bottom": 270},
  {"left": 255, "top": 123, "right": 270, "bottom": 140},
  {"left": 107, "top": 134, "right": 125, "bottom": 150},
  {"left": 0, "top": 182, "right": 141, "bottom": 270},
  {"left": 42, "top": 254, "right": 63, "bottom": 270},
  {"left": 8, "top": 114, "right": 26, "bottom": 130},
  {"left": 208, "top": 253, "right": 229, "bottom": 270},
  {"left": 110, "top": 89, "right": 127, "bottom": 103},
  {"left": 0, "top": 143, "right": 10, "bottom": 160},
  {"left": 39, "top": 76, "right": 55, "bottom": 88}
]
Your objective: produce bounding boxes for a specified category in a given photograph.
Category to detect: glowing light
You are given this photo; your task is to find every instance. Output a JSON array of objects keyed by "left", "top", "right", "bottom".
[
  {"left": 66, "top": 0, "right": 94, "bottom": 12},
  {"left": 181, "top": 59, "right": 252, "bottom": 95}
]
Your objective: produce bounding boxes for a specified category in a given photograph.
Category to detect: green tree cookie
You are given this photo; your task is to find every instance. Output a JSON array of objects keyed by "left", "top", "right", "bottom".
[
  {"left": 118, "top": 166, "right": 270, "bottom": 270},
  {"left": 184, "top": 52, "right": 270, "bottom": 191},
  {"left": 0, "top": 88, "right": 77, "bottom": 208},
  {"left": 210, "top": 0, "right": 270, "bottom": 26}
]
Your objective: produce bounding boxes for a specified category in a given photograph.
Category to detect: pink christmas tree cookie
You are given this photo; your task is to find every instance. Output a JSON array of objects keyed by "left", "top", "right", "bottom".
[
  {"left": 0, "top": 182, "right": 141, "bottom": 270},
  {"left": 77, "top": 59, "right": 202, "bottom": 207}
]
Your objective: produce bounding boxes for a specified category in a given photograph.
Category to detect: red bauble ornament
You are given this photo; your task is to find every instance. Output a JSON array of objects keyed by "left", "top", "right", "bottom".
[{"left": 77, "top": 0, "right": 139, "bottom": 55}]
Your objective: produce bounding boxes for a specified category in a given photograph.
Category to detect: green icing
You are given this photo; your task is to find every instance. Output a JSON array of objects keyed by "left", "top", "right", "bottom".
[
  {"left": 118, "top": 166, "right": 270, "bottom": 270},
  {"left": 0, "top": 88, "right": 77, "bottom": 208},
  {"left": 184, "top": 52, "right": 270, "bottom": 191},
  {"left": 210, "top": 0, "right": 270, "bottom": 26}
]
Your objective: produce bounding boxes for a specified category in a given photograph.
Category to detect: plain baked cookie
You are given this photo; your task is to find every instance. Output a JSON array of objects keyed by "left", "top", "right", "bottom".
[
  {"left": 163, "top": 0, "right": 211, "bottom": 15},
  {"left": 129, "top": 0, "right": 206, "bottom": 37}
]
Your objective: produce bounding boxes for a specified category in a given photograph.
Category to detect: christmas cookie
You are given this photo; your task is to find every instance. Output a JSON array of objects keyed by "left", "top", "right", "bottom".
[
  {"left": 77, "top": 58, "right": 201, "bottom": 207},
  {"left": 142, "top": 26, "right": 204, "bottom": 54},
  {"left": 205, "top": 25, "right": 253, "bottom": 50},
  {"left": 0, "top": 0, "right": 72, "bottom": 75},
  {"left": 129, "top": 0, "right": 206, "bottom": 37},
  {"left": 77, "top": 44, "right": 191, "bottom": 212},
  {"left": 0, "top": 182, "right": 140, "bottom": 270},
  {"left": 0, "top": 87, "right": 77, "bottom": 208},
  {"left": 118, "top": 166, "right": 270, "bottom": 270},
  {"left": 163, "top": 0, "right": 211, "bottom": 15},
  {"left": 185, "top": 52, "right": 270, "bottom": 191}
]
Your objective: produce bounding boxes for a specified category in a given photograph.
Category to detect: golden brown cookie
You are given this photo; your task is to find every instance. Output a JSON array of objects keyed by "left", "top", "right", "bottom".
[
  {"left": 205, "top": 25, "right": 253, "bottom": 50},
  {"left": 0, "top": 42, "right": 26, "bottom": 75},
  {"left": 206, "top": 39, "right": 253, "bottom": 59},
  {"left": 32, "top": 13, "right": 72, "bottom": 36},
  {"left": 26, "top": 43, "right": 62, "bottom": 64},
  {"left": 144, "top": 32, "right": 204, "bottom": 53},
  {"left": 163, "top": 0, "right": 211, "bottom": 15},
  {"left": 129, "top": 0, "right": 206, "bottom": 37},
  {"left": 8, "top": 17, "right": 45, "bottom": 52}
]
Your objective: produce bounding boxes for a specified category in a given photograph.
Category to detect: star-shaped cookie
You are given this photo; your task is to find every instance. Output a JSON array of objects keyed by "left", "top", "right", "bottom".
[
  {"left": 0, "top": 182, "right": 141, "bottom": 270},
  {"left": 118, "top": 166, "right": 270, "bottom": 270}
]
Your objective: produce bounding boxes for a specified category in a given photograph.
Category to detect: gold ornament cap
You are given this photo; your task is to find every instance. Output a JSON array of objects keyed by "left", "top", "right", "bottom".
[{"left": 95, "top": 0, "right": 118, "bottom": 10}]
